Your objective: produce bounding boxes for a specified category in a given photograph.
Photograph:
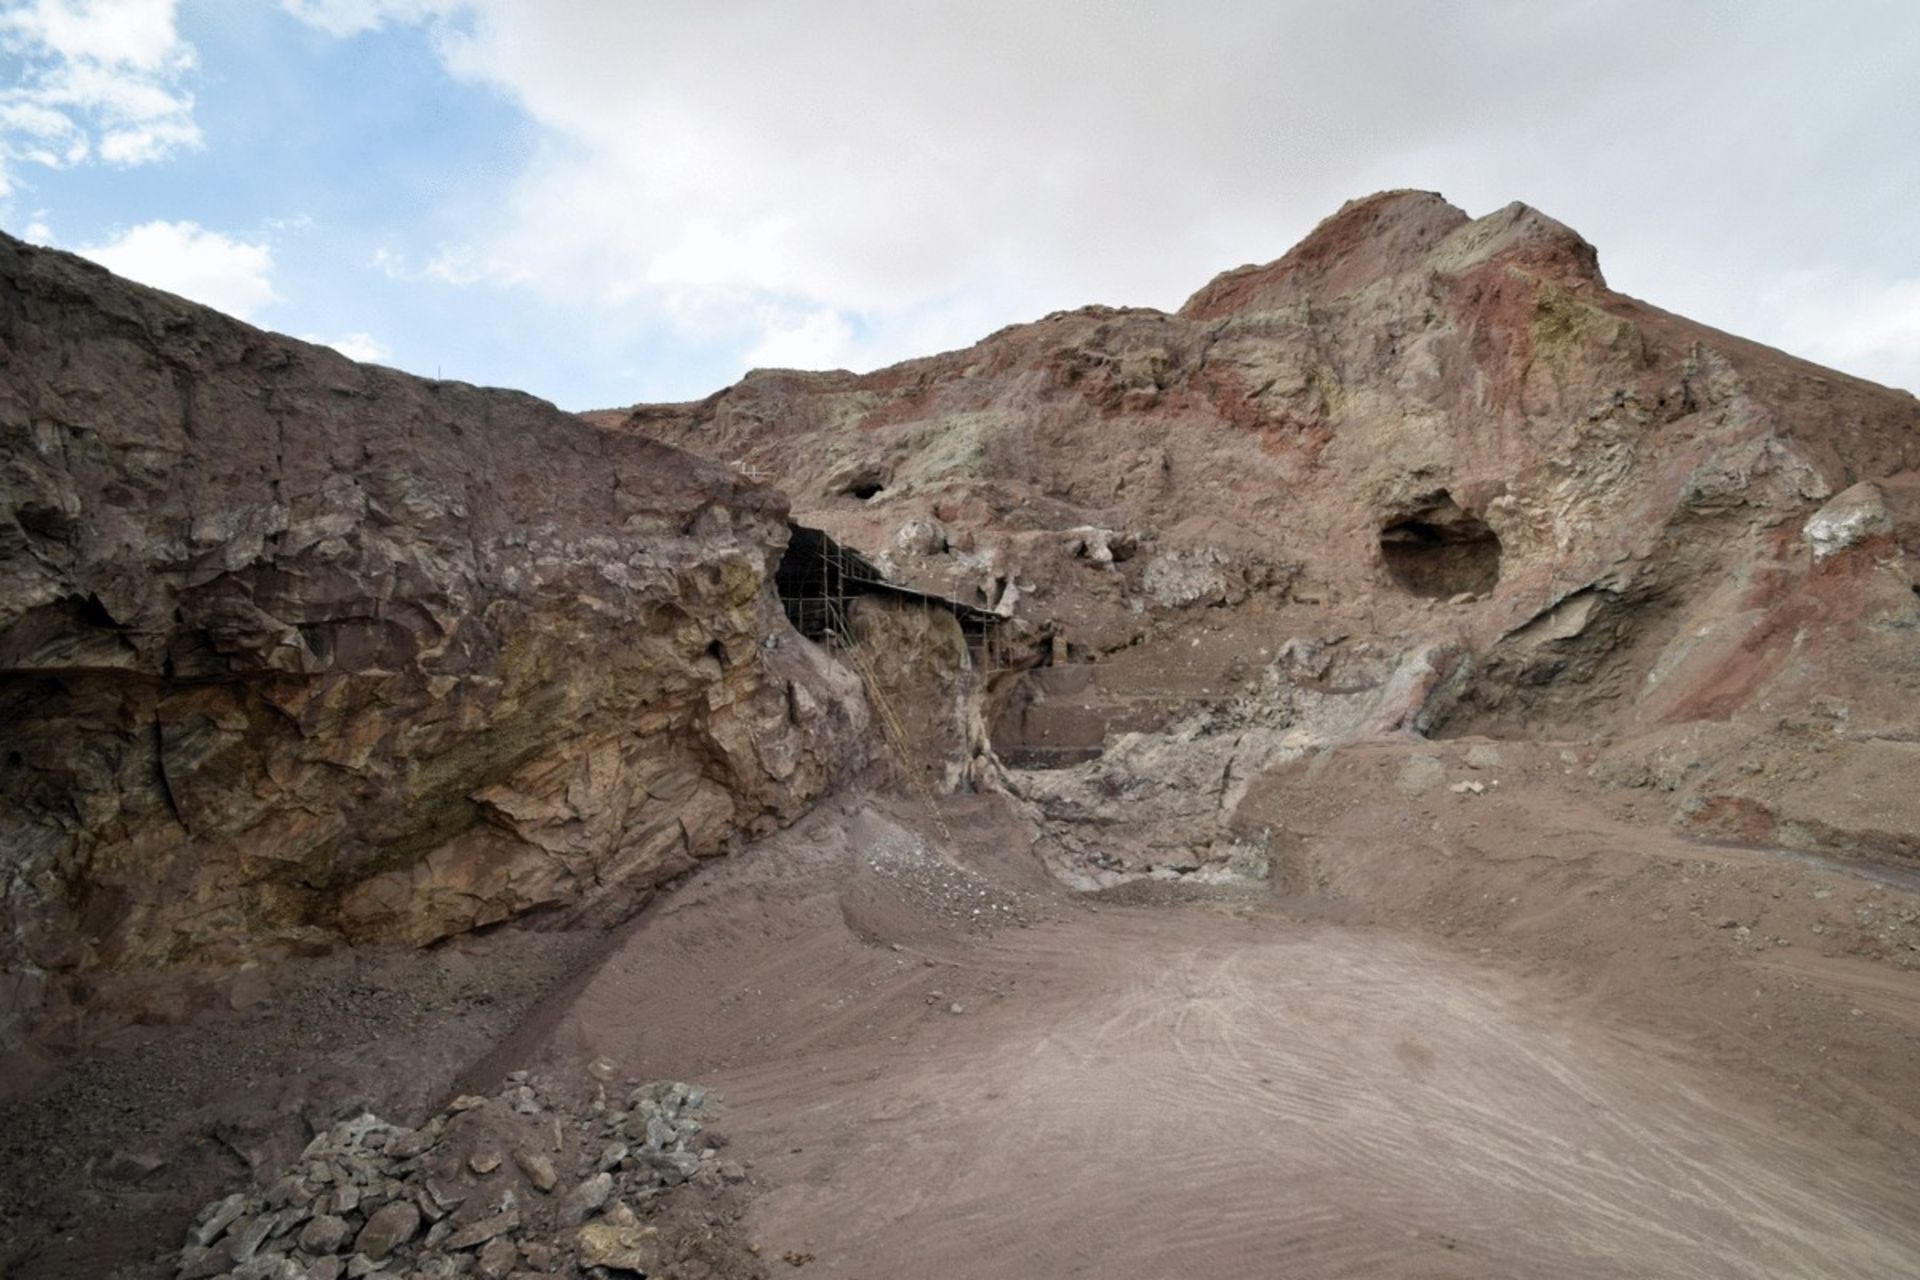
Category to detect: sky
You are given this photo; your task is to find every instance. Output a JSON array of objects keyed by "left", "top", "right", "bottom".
[{"left": 1, "top": 1, "right": 1915, "bottom": 411}]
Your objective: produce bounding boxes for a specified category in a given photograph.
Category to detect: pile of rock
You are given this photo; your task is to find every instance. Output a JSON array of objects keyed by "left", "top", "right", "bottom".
[
  {"left": 175, "top": 1075, "right": 747, "bottom": 1279},
  {"left": 852, "top": 810, "right": 1042, "bottom": 930}
]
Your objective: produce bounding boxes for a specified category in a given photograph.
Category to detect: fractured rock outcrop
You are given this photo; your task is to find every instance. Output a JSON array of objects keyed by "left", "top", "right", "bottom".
[{"left": 0, "top": 234, "right": 868, "bottom": 1037}]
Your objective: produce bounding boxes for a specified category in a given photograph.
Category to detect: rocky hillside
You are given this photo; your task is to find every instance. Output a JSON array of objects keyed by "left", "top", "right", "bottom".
[
  {"left": 8, "top": 189, "right": 1919, "bottom": 1033},
  {"left": 593, "top": 191, "right": 1920, "bottom": 879},
  {"left": 0, "top": 234, "right": 867, "bottom": 1043},
  {"left": 6, "top": 191, "right": 1920, "bottom": 1280}
]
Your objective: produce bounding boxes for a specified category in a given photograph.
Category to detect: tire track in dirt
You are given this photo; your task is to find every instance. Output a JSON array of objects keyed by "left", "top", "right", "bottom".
[
  {"left": 721, "top": 915, "right": 1920, "bottom": 1279},
  {"left": 525, "top": 805, "right": 1920, "bottom": 1279}
]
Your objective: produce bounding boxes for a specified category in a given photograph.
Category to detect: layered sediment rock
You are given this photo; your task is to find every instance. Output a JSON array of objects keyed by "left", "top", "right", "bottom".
[{"left": 0, "top": 234, "right": 866, "bottom": 1037}]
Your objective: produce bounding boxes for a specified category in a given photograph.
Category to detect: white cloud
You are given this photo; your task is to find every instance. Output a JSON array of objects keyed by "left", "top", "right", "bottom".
[
  {"left": 286, "top": 2, "right": 1920, "bottom": 397},
  {"left": 364, "top": 241, "right": 526, "bottom": 288},
  {"left": 0, "top": 0, "right": 200, "bottom": 192},
  {"left": 422, "top": 242, "right": 524, "bottom": 287},
  {"left": 369, "top": 245, "right": 409, "bottom": 279},
  {"left": 304, "top": 330, "right": 392, "bottom": 363},
  {"left": 1758, "top": 271, "right": 1920, "bottom": 394},
  {"left": 743, "top": 308, "right": 855, "bottom": 372},
  {"left": 79, "top": 220, "right": 276, "bottom": 319},
  {"left": 279, "top": 0, "right": 460, "bottom": 38},
  {"left": 2, "top": 0, "right": 182, "bottom": 67}
]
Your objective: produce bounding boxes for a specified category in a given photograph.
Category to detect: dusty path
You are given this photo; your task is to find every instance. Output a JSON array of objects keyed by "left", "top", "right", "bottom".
[{"left": 522, "top": 799, "right": 1920, "bottom": 1280}]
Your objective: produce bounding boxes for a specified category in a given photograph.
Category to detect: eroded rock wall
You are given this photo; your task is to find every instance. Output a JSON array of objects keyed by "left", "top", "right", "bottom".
[
  {"left": 592, "top": 191, "right": 1920, "bottom": 880},
  {"left": 599, "top": 194, "right": 1917, "bottom": 685},
  {"left": 0, "top": 234, "right": 867, "bottom": 1036},
  {"left": 842, "top": 596, "right": 990, "bottom": 796}
]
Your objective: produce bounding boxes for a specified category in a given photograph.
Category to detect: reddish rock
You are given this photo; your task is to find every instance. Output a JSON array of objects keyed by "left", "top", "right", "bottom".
[{"left": 593, "top": 190, "right": 1920, "bottom": 873}]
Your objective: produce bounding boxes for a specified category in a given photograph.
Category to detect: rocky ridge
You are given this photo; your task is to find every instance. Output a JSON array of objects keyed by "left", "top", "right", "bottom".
[{"left": 594, "top": 190, "right": 1920, "bottom": 884}]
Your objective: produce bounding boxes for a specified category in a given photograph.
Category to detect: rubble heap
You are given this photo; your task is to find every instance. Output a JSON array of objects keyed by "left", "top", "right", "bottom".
[{"left": 175, "top": 1076, "right": 753, "bottom": 1280}]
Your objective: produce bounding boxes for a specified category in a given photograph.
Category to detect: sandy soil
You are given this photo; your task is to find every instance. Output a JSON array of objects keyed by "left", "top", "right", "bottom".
[{"left": 513, "top": 786, "right": 1920, "bottom": 1280}]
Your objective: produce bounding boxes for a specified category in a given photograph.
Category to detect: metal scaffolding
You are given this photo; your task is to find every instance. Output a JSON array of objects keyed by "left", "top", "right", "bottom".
[{"left": 774, "top": 523, "right": 1011, "bottom": 673}]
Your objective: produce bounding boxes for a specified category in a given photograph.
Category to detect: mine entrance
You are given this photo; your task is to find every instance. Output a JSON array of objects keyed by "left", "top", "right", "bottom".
[
  {"left": 775, "top": 523, "right": 1007, "bottom": 668},
  {"left": 1379, "top": 492, "right": 1502, "bottom": 598}
]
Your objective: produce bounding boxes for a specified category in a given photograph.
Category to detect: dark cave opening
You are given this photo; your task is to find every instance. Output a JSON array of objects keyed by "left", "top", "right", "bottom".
[
  {"left": 1379, "top": 492, "right": 1503, "bottom": 598},
  {"left": 832, "top": 464, "right": 890, "bottom": 502},
  {"left": 774, "top": 524, "right": 1006, "bottom": 664}
]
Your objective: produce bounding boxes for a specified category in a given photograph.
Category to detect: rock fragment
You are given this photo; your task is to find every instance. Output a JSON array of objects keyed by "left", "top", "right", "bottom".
[
  {"left": 514, "top": 1148, "right": 558, "bottom": 1192},
  {"left": 576, "top": 1218, "right": 662, "bottom": 1273},
  {"left": 562, "top": 1171, "right": 615, "bottom": 1222},
  {"left": 1464, "top": 744, "right": 1502, "bottom": 770},
  {"left": 443, "top": 1194, "right": 519, "bottom": 1250},
  {"left": 476, "top": 1235, "right": 519, "bottom": 1278},
  {"left": 298, "top": 1213, "right": 351, "bottom": 1255},
  {"left": 193, "top": 1192, "right": 250, "bottom": 1247},
  {"left": 1804, "top": 481, "right": 1891, "bottom": 559},
  {"left": 229, "top": 1212, "right": 279, "bottom": 1264},
  {"left": 178, "top": 1240, "right": 235, "bottom": 1280},
  {"left": 174, "top": 1076, "right": 736, "bottom": 1280},
  {"left": 353, "top": 1200, "right": 420, "bottom": 1261}
]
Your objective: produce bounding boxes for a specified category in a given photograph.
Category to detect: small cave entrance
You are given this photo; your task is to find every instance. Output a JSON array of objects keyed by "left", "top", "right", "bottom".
[
  {"left": 829, "top": 463, "right": 889, "bottom": 502},
  {"left": 775, "top": 523, "right": 1006, "bottom": 663},
  {"left": 1379, "top": 492, "right": 1503, "bottom": 598}
]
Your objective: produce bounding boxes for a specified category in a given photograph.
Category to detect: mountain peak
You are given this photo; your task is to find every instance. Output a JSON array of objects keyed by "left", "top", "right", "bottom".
[{"left": 1181, "top": 191, "right": 1602, "bottom": 320}]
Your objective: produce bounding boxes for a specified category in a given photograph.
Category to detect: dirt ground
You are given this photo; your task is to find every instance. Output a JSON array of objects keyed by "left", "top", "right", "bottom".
[
  {"left": 519, "top": 777, "right": 1920, "bottom": 1280},
  {"left": 6, "top": 753, "right": 1920, "bottom": 1279}
]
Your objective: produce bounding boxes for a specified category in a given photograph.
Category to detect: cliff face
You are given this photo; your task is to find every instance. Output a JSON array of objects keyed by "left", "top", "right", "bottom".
[
  {"left": 0, "top": 235, "right": 866, "bottom": 1035},
  {"left": 594, "top": 191, "right": 1920, "bottom": 878}
]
